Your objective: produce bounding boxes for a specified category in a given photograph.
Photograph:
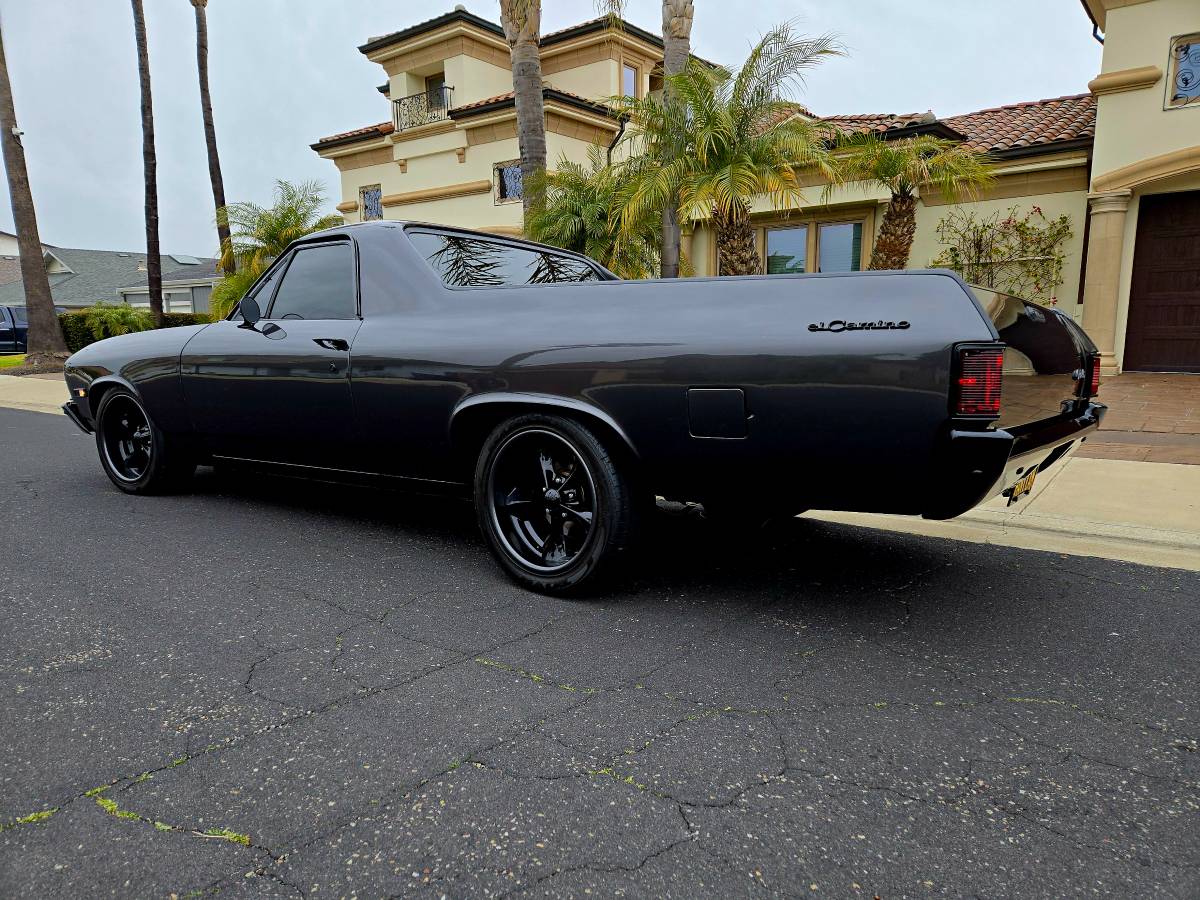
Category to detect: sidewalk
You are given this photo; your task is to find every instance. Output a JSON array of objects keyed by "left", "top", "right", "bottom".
[
  {"left": 809, "top": 454, "right": 1200, "bottom": 572},
  {"left": 0, "top": 373, "right": 68, "bottom": 415}
]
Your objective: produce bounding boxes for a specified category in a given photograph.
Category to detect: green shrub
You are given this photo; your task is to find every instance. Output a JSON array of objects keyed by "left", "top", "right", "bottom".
[
  {"left": 59, "top": 313, "right": 94, "bottom": 353},
  {"left": 161, "top": 312, "right": 211, "bottom": 328},
  {"left": 83, "top": 302, "right": 154, "bottom": 342},
  {"left": 57, "top": 305, "right": 214, "bottom": 353}
]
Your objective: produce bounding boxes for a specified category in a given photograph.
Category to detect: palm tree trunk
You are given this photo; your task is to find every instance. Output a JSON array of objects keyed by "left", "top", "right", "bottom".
[
  {"left": 714, "top": 202, "right": 758, "bottom": 276},
  {"left": 869, "top": 192, "right": 918, "bottom": 271},
  {"left": 500, "top": 1, "right": 546, "bottom": 223},
  {"left": 0, "top": 23, "right": 67, "bottom": 364},
  {"left": 131, "top": 0, "right": 163, "bottom": 327},
  {"left": 191, "top": 0, "right": 232, "bottom": 276},
  {"left": 659, "top": 0, "right": 693, "bottom": 278}
]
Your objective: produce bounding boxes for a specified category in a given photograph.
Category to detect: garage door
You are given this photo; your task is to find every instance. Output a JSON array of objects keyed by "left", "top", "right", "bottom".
[{"left": 1125, "top": 190, "right": 1200, "bottom": 372}]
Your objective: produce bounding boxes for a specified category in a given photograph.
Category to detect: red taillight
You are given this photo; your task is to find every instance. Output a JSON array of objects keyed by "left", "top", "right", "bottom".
[
  {"left": 954, "top": 346, "right": 1004, "bottom": 417},
  {"left": 1075, "top": 354, "right": 1101, "bottom": 398}
]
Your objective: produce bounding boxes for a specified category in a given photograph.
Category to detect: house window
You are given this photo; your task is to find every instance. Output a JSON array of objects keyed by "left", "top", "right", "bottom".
[
  {"left": 1166, "top": 33, "right": 1200, "bottom": 109},
  {"left": 817, "top": 222, "right": 863, "bottom": 272},
  {"left": 763, "top": 218, "right": 865, "bottom": 274},
  {"left": 623, "top": 64, "right": 638, "bottom": 98},
  {"left": 765, "top": 226, "right": 808, "bottom": 274},
  {"left": 360, "top": 184, "right": 383, "bottom": 221},
  {"left": 495, "top": 161, "right": 523, "bottom": 204}
]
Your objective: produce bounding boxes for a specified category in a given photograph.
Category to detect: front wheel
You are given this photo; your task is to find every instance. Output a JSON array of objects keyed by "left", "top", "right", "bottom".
[
  {"left": 474, "top": 414, "right": 639, "bottom": 594},
  {"left": 94, "top": 388, "right": 195, "bottom": 494}
]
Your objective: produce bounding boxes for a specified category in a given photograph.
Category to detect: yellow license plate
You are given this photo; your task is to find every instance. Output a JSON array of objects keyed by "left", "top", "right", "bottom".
[{"left": 1010, "top": 467, "right": 1039, "bottom": 502}]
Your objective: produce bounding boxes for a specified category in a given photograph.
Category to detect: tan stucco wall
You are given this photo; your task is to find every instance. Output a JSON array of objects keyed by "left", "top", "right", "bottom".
[
  {"left": 545, "top": 59, "right": 618, "bottom": 101},
  {"left": 1091, "top": 0, "right": 1200, "bottom": 183},
  {"left": 333, "top": 124, "right": 607, "bottom": 234},
  {"left": 446, "top": 54, "right": 513, "bottom": 107},
  {"left": 911, "top": 186, "right": 1090, "bottom": 319}
]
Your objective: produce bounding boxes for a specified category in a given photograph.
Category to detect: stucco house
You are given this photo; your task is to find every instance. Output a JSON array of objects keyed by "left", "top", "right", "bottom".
[{"left": 313, "top": 0, "right": 1200, "bottom": 374}]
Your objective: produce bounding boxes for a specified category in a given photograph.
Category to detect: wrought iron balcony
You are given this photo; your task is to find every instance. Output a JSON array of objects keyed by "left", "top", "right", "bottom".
[{"left": 392, "top": 85, "right": 454, "bottom": 132}]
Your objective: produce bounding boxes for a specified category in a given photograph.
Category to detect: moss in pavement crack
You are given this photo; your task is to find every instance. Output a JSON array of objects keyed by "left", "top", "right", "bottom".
[
  {"left": 0, "top": 807, "right": 59, "bottom": 831},
  {"left": 89, "top": 784, "right": 251, "bottom": 847},
  {"left": 474, "top": 657, "right": 597, "bottom": 695}
]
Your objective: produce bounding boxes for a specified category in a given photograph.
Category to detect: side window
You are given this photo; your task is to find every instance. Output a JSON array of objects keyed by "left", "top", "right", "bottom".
[
  {"left": 232, "top": 265, "right": 281, "bottom": 319},
  {"left": 11, "top": 307, "right": 27, "bottom": 325},
  {"left": 408, "top": 231, "right": 599, "bottom": 287},
  {"left": 267, "top": 243, "right": 357, "bottom": 320}
]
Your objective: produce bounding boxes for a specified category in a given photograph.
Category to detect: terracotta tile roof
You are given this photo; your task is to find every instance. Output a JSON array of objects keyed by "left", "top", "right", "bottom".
[
  {"left": 313, "top": 121, "right": 394, "bottom": 149},
  {"left": 451, "top": 90, "right": 516, "bottom": 113},
  {"left": 817, "top": 94, "right": 1096, "bottom": 156},
  {"left": 820, "top": 112, "right": 933, "bottom": 134},
  {"left": 449, "top": 86, "right": 613, "bottom": 116},
  {"left": 941, "top": 93, "right": 1096, "bottom": 154}
]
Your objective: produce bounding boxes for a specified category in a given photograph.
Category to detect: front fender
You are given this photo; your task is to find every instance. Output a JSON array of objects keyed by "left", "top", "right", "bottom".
[{"left": 65, "top": 325, "right": 209, "bottom": 434}]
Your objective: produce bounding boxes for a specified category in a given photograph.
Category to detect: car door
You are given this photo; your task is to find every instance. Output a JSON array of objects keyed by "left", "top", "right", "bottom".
[
  {"left": 0, "top": 308, "right": 15, "bottom": 353},
  {"left": 180, "top": 239, "right": 362, "bottom": 468}
]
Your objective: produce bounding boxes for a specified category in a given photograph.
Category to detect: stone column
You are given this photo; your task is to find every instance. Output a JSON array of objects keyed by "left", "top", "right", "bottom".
[{"left": 1081, "top": 189, "right": 1132, "bottom": 375}]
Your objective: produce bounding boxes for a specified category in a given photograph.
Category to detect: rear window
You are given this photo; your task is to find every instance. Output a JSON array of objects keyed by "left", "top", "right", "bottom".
[{"left": 409, "top": 230, "right": 600, "bottom": 287}]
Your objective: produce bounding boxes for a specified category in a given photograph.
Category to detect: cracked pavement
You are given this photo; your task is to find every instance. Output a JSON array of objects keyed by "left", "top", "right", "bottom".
[{"left": 1, "top": 407, "right": 1198, "bottom": 898}]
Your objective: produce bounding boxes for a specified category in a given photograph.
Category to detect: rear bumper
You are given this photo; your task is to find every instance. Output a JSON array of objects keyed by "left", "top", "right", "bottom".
[
  {"left": 63, "top": 400, "right": 94, "bottom": 434},
  {"left": 923, "top": 401, "right": 1106, "bottom": 520}
]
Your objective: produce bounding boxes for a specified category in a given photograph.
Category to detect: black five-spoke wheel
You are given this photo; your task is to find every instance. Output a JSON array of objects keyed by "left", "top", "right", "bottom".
[
  {"left": 475, "top": 414, "right": 640, "bottom": 593},
  {"left": 100, "top": 394, "right": 154, "bottom": 482},
  {"left": 94, "top": 388, "right": 195, "bottom": 494},
  {"left": 489, "top": 429, "right": 597, "bottom": 572}
]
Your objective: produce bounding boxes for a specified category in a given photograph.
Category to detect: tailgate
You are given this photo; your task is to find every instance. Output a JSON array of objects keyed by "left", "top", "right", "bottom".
[{"left": 969, "top": 286, "right": 1096, "bottom": 430}]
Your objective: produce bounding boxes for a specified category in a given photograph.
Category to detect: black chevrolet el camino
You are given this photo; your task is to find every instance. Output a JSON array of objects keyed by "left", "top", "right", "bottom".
[{"left": 62, "top": 222, "right": 1106, "bottom": 592}]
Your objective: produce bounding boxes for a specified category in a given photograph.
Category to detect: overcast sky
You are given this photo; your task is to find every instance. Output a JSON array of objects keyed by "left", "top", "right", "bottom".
[{"left": 0, "top": 0, "right": 1101, "bottom": 257}]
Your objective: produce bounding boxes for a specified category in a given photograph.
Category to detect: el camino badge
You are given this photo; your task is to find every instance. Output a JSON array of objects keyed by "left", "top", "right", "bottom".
[{"left": 809, "top": 319, "right": 910, "bottom": 333}]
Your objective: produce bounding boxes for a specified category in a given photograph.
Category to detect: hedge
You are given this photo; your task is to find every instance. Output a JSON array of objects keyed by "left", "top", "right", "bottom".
[{"left": 58, "top": 310, "right": 212, "bottom": 353}]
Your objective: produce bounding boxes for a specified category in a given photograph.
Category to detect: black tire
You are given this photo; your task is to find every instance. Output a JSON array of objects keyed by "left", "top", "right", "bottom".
[
  {"left": 474, "top": 413, "right": 639, "bottom": 594},
  {"left": 94, "top": 388, "right": 195, "bottom": 495}
]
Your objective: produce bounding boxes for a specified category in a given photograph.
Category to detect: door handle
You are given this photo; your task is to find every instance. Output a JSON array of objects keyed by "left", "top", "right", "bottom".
[{"left": 313, "top": 338, "right": 350, "bottom": 351}]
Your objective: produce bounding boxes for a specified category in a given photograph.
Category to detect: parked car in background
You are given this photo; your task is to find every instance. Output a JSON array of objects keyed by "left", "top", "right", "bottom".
[
  {"left": 0, "top": 305, "right": 66, "bottom": 354},
  {"left": 60, "top": 222, "right": 1107, "bottom": 593}
]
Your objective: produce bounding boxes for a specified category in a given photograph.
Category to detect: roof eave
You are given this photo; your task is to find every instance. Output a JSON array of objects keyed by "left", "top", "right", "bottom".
[
  {"left": 449, "top": 88, "right": 618, "bottom": 123},
  {"left": 358, "top": 10, "right": 505, "bottom": 56},
  {"left": 1080, "top": 0, "right": 1104, "bottom": 31},
  {"left": 988, "top": 136, "right": 1095, "bottom": 161},
  {"left": 310, "top": 129, "right": 388, "bottom": 153}
]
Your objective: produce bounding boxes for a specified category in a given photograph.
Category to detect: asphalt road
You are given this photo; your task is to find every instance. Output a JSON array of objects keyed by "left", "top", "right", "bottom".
[{"left": 1, "top": 406, "right": 1197, "bottom": 899}]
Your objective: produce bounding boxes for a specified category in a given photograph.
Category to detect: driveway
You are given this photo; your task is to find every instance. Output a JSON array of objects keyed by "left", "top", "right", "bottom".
[{"left": 1, "top": 407, "right": 1197, "bottom": 898}]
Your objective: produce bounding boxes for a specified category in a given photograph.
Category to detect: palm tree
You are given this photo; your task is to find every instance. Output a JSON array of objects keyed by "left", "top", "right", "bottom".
[
  {"left": 499, "top": 2, "right": 626, "bottom": 222},
  {"left": 209, "top": 179, "right": 342, "bottom": 319},
  {"left": 658, "top": 0, "right": 694, "bottom": 278},
  {"left": 131, "top": 0, "right": 164, "bottom": 327},
  {"left": 190, "top": 0, "right": 233, "bottom": 275},
  {"left": 498, "top": 0, "right": 546, "bottom": 220},
  {"left": 526, "top": 146, "right": 660, "bottom": 279},
  {"left": 0, "top": 21, "right": 68, "bottom": 365},
  {"left": 836, "top": 133, "right": 993, "bottom": 270},
  {"left": 614, "top": 24, "right": 841, "bottom": 276}
]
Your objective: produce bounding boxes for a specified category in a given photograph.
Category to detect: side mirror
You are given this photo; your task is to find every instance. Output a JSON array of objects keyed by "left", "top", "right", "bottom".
[{"left": 238, "top": 296, "right": 262, "bottom": 328}]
